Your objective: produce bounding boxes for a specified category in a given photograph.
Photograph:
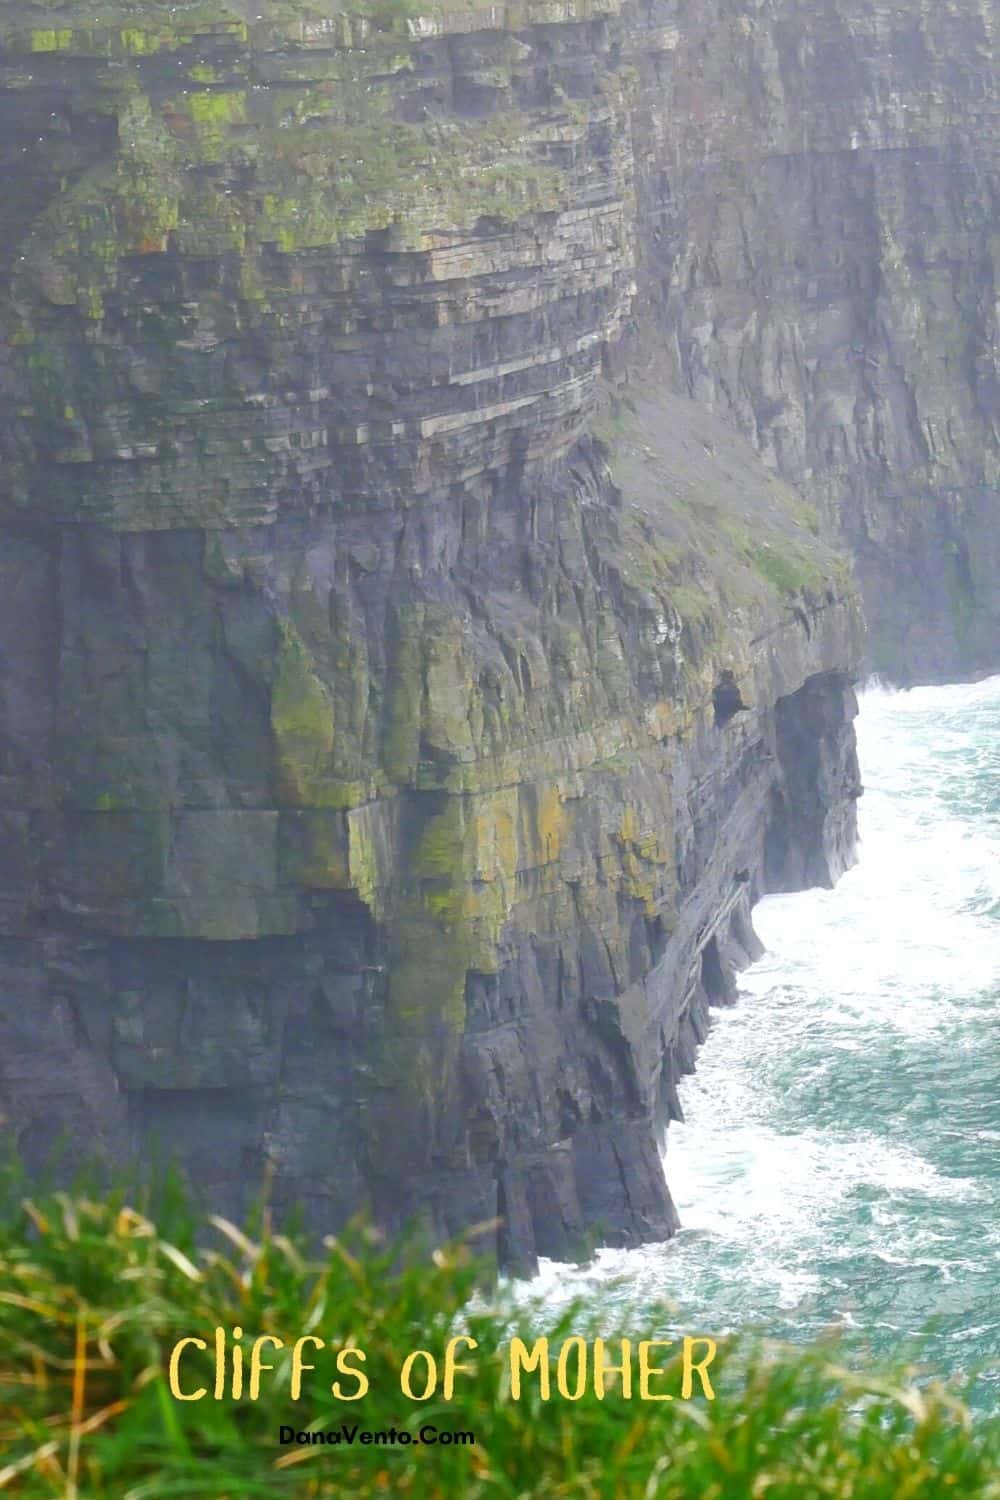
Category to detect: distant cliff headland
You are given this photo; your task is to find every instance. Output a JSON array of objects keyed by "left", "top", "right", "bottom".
[{"left": 0, "top": 0, "right": 995, "bottom": 1267}]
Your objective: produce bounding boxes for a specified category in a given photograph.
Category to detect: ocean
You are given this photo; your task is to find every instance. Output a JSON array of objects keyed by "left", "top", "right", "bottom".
[{"left": 532, "top": 676, "right": 1000, "bottom": 1409}]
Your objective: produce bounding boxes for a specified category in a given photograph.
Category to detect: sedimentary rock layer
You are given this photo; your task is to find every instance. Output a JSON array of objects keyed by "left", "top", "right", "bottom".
[
  {"left": 7, "top": 0, "right": 988, "bottom": 1262},
  {"left": 633, "top": 0, "right": 998, "bottom": 682}
]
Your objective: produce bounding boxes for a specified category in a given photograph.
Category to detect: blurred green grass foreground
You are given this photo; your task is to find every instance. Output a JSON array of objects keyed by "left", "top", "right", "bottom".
[{"left": 1, "top": 1172, "right": 998, "bottom": 1499}]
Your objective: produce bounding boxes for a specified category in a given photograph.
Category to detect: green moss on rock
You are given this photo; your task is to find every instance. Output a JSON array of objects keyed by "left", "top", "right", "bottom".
[{"left": 270, "top": 621, "right": 336, "bottom": 805}]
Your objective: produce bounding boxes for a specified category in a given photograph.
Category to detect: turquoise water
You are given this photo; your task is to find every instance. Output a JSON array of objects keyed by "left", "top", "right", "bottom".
[{"left": 534, "top": 677, "right": 1000, "bottom": 1409}]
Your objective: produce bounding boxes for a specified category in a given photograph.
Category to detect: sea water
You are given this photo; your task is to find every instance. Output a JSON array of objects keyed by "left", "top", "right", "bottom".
[{"left": 533, "top": 677, "right": 1000, "bottom": 1408}]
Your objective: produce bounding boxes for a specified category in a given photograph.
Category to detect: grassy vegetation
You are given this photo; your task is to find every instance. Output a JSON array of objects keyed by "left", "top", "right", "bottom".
[{"left": 0, "top": 1172, "right": 998, "bottom": 1497}]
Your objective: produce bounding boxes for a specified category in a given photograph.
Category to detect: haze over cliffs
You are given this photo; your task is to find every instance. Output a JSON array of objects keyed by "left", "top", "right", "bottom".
[{"left": 0, "top": 0, "right": 994, "bottom": 1265}]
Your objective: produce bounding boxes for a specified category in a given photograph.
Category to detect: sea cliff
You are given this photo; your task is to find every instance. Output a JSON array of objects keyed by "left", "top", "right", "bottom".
[{"left": 0, "top": 0, "right": 991, "bottom": 1265}]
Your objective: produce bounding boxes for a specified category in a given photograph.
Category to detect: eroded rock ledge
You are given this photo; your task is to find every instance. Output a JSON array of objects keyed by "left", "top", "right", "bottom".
[
  {"left": 0, "top": 0, "right": 874, "bottom": 1265},
  {"left": 0, "top": 370, "right": 862, "bottom": 1264}
]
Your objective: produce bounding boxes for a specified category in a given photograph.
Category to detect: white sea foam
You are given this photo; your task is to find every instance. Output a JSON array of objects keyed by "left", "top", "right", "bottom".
[{"left": 529, "top": 678, "right": 1000, "bottom": 1397}]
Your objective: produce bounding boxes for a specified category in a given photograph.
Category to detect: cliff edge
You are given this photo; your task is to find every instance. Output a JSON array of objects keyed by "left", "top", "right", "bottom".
[{"left": 2, "top": 0, "right": 987, "bottom": 1264}]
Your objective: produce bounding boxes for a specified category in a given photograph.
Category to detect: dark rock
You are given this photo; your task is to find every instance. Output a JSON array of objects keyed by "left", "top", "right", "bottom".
[{"left": 3, "top": 0, "right": 986, "bottom": 1266}]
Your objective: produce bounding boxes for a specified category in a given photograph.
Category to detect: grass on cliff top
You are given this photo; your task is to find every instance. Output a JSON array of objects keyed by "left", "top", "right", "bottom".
[{"left": 1, "top": 1170, "right": 998, "bottom": 1498}]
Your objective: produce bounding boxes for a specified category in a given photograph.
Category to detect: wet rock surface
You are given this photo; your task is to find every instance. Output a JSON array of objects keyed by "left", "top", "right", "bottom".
[{"left": 0, "top": 0, "right": 988, "bottom": 1262}]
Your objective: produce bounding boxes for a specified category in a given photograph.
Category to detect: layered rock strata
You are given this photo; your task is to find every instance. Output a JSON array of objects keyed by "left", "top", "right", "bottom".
[
  {"left": 0, "top": 0, "right": 935, "bottom": 1266},
  {"left": 633, "top": 0, "right": 999, "bottom": 682}
]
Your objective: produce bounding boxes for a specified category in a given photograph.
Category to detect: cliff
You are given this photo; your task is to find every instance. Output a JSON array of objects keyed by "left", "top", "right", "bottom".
[
  {"left": 636, "top": 0, "right": 998, "bottom": 683},
  {"left": 0, "top": 0, "right": 988, "bottom": 1265}
]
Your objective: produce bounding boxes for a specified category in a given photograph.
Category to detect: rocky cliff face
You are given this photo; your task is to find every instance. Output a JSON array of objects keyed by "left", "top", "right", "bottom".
[
  {"left": 2, "top": 0, "right": 986, "bottom": 1264},
  {"left": 634, "top": 0, "right": 998, "bottom": 683}
]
